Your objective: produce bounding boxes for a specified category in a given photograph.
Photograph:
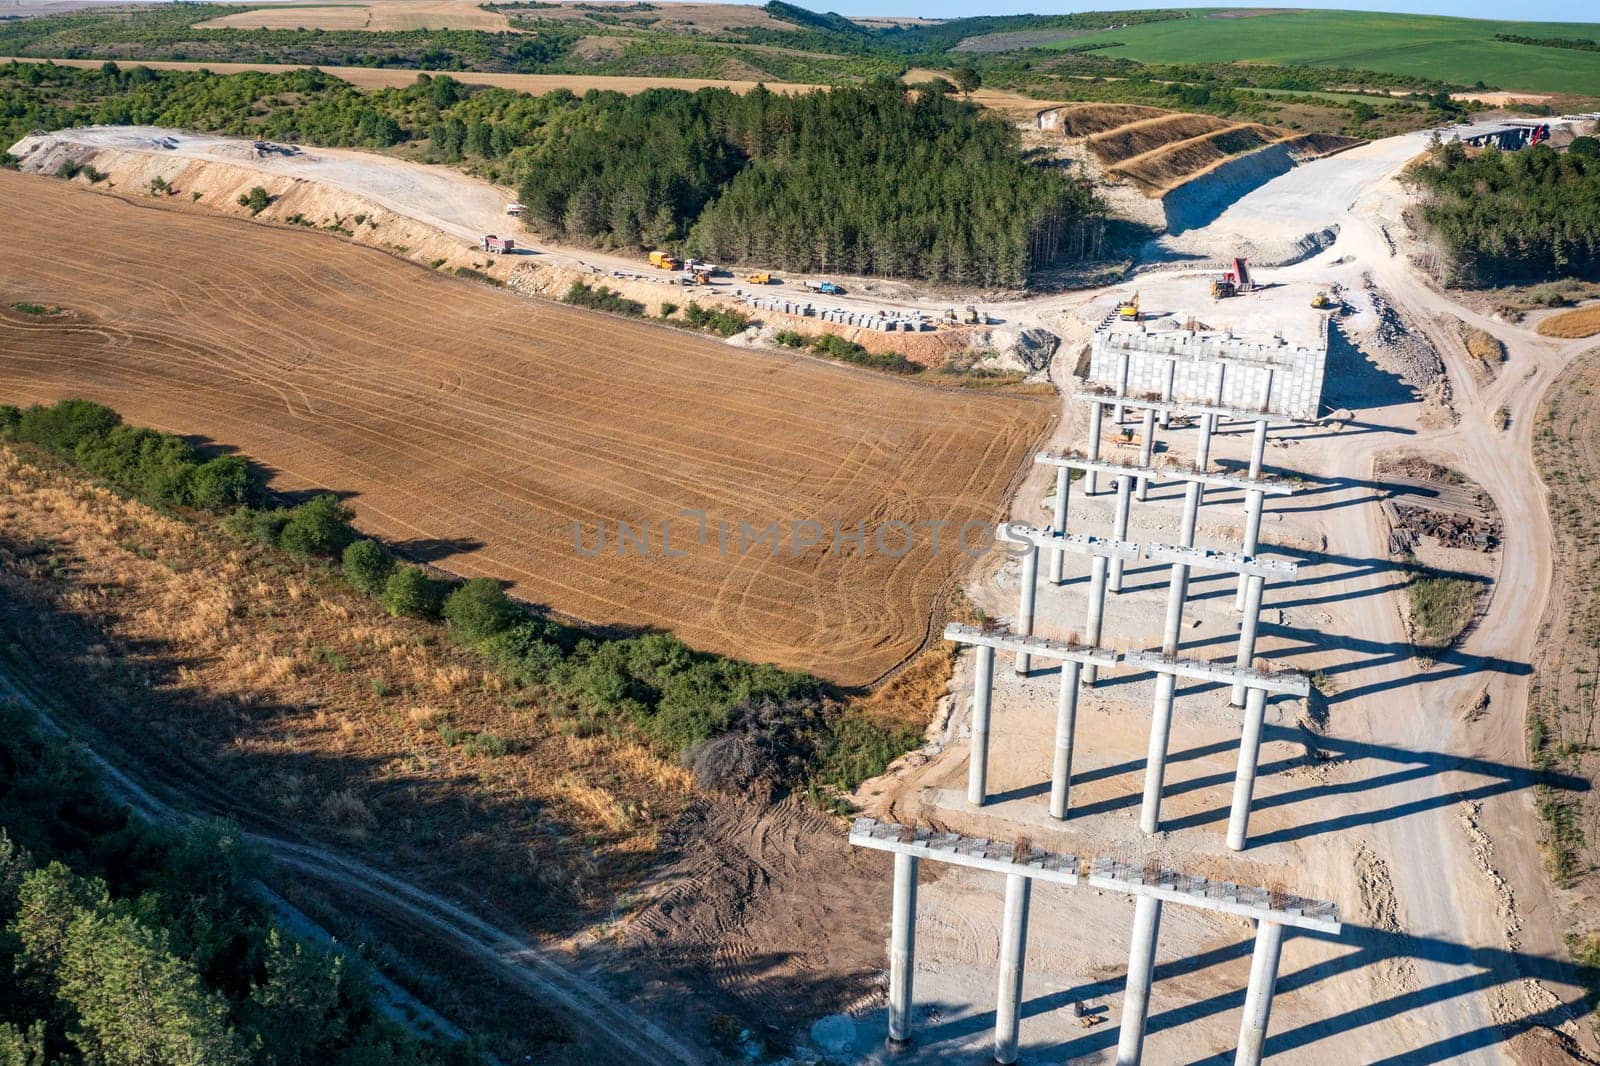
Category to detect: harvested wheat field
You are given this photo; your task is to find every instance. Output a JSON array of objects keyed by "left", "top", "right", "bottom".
[
  {"left": 1537, "top": 305, "right": 1600, "bottom": 339},
  {"left": 0, "top": 171, "right": 1052, "bottom": 686},
  {"left": 198, "top": 0, "right": 513, "bottom": 31}
]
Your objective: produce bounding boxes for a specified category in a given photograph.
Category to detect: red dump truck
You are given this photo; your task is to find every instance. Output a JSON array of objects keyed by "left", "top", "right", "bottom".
[{"left": 482, "top": 234, "right": 515, "bottom": 254}]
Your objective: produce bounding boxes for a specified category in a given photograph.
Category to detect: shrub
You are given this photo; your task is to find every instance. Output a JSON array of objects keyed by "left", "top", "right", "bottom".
[
  {"left": 237, "top": 186, "right": 272, "bottom": 216},
  {"left": 341, "top": 539, "right": 393, "bottom": 597},
  {"left": 187, "top": 456, "right": 252, "bottom": 510},
  {"left": 441, "top": 577, "right": 516, "bottom": 645},
  {"left": 773, "top": 329, "right": 811, "bottom": 348},
  {"left": 682, "top": 301, "right": 750, "bottom": 337},
  {"left": 658, "top": 301, "right": 679, "bottom": 318},
  {"left": 276, "top": 494, "right": 356, "bottom": 558},
  {"left": 248, "top": 508, "right": 292, "bottom": 547},
  {"left": 563, "top": 281, "right": 644, "bottom": 316},
  {"left": 381, "top": 565, "right": 446, "bottom": 620},
  {"left": 14, "top": 398, "right": 120, "bottom": 454},
  {"left": 463, "top": 731, "right": 508, "bottom": 758}
]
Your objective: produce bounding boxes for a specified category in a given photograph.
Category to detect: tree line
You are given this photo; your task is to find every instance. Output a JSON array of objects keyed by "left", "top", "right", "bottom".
[
  {"left": 1404, "top": 138, "right": 1600, "bottom": 286},
  {"left": 1, "top": 63, "right": 1101, "bottom": 286}
]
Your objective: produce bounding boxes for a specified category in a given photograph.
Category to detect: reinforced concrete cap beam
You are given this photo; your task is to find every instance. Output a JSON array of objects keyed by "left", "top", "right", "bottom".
[
  {"left": 1036, "top": 452, "right": 1293, "bottom": 495},
  {"left": 1122, "top": 649, "right": 1310, "bottom": 696},
  {"left": 1087, "top": 857, "right": 1340, "bottom": 934},
  {"left": 944, "top": 622, "right": 1119, "bottom": 667},
  {"left": 1142, "top": 543, "right": 1298, "bottom": 578},
  {"left": 1070, "top": 389, "right": 1301, "bottom": 426},
  {"left": 1000, "top": 522, "right": 1141, "bottom": 560},
  {"left": 849, "top": 817, "right": 1080, "bottom": 886}
]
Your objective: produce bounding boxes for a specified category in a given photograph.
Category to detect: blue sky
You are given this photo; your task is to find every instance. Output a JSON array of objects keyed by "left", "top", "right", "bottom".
[{"left": 777, "top": 2, "right": 1600, "bottom": 24}]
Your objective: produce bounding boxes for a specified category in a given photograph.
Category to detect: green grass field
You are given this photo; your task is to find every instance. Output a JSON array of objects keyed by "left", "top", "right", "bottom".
[{"left": 1041, "top": 10, "right": 1600, "bottom": 96}]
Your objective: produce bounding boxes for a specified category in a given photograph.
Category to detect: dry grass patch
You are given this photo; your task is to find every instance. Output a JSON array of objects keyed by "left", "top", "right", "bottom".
[
  {"left": 0, "top": 444, "right": 691, "bottom": 932},
  {"left": 1537, "top": 306, "right": 1600, "bottom": 340}
]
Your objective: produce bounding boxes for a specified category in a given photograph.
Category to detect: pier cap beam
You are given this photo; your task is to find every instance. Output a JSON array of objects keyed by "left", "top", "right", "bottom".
[
  {"left": 850, "top": 818, "right": 1080, "bottom": 886},
  {"left": 944, "top": 622, "right": 1119, "bottom": 668},
  {"left": 1087, "top": 858, "right": 1340, "bottom": 934},
  {"left": 1142, "top": 543, "right": 1298, "bottom": 579},
  {"left": 998, "top": 522, "right": 1141, "bottom": 560},
  {"left": 1121, "top": 650, "right": 1310, "bottom": 697},
  {"left": 1071, "top": 390, "right": 1302, "bottom": 427},
  {"left": 1036, "top": 452, "right": 1294, "bottom": 496}
]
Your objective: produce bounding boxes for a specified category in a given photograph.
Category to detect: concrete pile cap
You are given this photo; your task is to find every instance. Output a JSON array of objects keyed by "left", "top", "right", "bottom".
[
  {"left": 943, "top": 622, "right": 1119, "bottom": 666},
  {"left": 1122, "top": 649, "right": 1310, "bottom": 696},
  {"left": 1142, "top": 543, "right": 1298, "bottom": 577},
  {"left": 850, "top": 817, "right": 1080, "bottom": 885},
  {"left": 1087, "top": 857, "right": 1340, "bottom": 933},
  {"left": 999, "top": 521, "right": 1141, "bottom": 558}
]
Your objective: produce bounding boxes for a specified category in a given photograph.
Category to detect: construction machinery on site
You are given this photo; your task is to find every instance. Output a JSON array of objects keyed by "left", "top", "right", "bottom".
[
  {"left": 1117, "top": 292, "right": 1141, "bottom": 321},
  {"left": 745, "top": 272, "right": 773, "bottom": 285},
  {"left": 1210, "top": 257, "right": 1254, "bottom": 299},
  {"left": 1310, "top": 291, "right": 1333, "bottom": 309},
  {"left": 482, "top": 234, "right": 514, "bottom": 254},
  {"left": 804, "top": 279, "right": 844, "bottom": 295},
  {"left": 649, "top": 250, "right": 681, "bottom": 271}
]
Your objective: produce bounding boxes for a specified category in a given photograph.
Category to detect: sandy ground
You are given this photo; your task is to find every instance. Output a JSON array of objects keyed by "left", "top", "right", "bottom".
[
  {"left": 196, "top": 0, "right": 515, "bottom": 32},
  {"left": 0, "top": 55, "right": 822, "bottom": 96}
]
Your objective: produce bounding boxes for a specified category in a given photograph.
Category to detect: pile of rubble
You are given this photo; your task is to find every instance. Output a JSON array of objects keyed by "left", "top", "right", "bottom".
[{"left": 1390, "top": 502, "right": 1501, "bottom": 552}]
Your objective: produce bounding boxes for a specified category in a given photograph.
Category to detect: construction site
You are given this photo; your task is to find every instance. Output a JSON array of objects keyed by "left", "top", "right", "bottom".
[{"left": 3, "top": 53, "right": 1600, "bottom": 1066}]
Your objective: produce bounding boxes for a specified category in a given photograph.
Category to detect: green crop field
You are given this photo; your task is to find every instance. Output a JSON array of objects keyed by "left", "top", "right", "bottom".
[{"left": 1042, "top": 10, "right": 1600, "bottom": 96}]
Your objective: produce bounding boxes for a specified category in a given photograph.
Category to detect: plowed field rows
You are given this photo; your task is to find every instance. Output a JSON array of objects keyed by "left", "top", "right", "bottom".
[{"left": 0, "top": 172, "right": 1052, "bottom": 686}]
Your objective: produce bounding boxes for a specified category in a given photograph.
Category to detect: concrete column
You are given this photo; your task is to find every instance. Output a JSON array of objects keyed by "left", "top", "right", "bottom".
[
  {"left": 1248, "top": 419, "right": 1268, "bottom": 480},
  {"left": 1050, "top": 660, "right": 1082, "bottom": 819},
  {"left": 1159, "top": 359, "right": 1176, "bottom": 429},
  {"left": 1140, "top": 672, "right": 1176, "bottom": 835},
  {"left": 1227, "top": 685, "right": 1268, "bottom": 851},
  {"left": 1179, "top": 480, "right": 1202, "bottom": 550},
  {"left": 1257, "top": 367, "right": 1275, "bottom": 415},
  {"left": 1161, "top": 563, "right": 1189, "bottom": 657},
  {"left": 1197, "top": 412, "right": 1216, "bottom": 472},
  {"left": 1115, "top": 895, "right": 1163, "bottom": 1066},
  {"left": 1016, "top": 542, "right": 1038, "bottom": 676},
  {"left": 1212, "top": 361, "right": 1227, "bottom": 406},
  {"left": 1136, "top": 408, "right": 1156, "bottom": 502},
  {"left": 1049, "top": 465, "right": 1069, "bottom": 585},
  {"left": 1235, "top": 491, "right": 1265, "bottom": 611},
  {"left": 994, "top": 873, "right": 1031, "bottom": 1065},
  {"left": 968, "top": 644, "right": 995, "bottom": 806},
  {"left": 1231, "top": 574, "right": 1266, "bottom": 705},
  {"left": 887, "top": 853, "right": 919, "bottom": 1049},
  {"left": 1115, "top": 352, "right": 1130, "bottom": 423},
  {"left": 1110, "top": 477, "right": 1132, "bottom": 592},
  {"left": 1087, "top": 401, "right": 1104, "bottom": 494},
  {"left": 1084, "top": 555, "right": 1109, "bottom": 685},
  {"left": 1234, "top": 920, "right": 1285, "bottom": 1066}
]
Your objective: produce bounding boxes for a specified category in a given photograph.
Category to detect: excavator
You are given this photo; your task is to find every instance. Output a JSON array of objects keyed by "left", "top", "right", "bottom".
[{"left": 1116, "top": 292, "right": 1141, "bottom": 321}]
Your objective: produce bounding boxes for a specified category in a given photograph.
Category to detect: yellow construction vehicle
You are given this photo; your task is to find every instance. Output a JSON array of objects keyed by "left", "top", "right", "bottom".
[
  {"left": 692, "top": 268, "right": 713, "bottom": 285},
  {"left": 1310, "top": 290, "right": 1333, "bottom": 309},
  {"left": 1117, "top": 292, "right": 1141, "bottom": 321},
  {"left": 648, "top": 250, "right": 680, "bottom": 271},
  {"left": 745, "top": 272, "right": 772, "bottom": 284}
]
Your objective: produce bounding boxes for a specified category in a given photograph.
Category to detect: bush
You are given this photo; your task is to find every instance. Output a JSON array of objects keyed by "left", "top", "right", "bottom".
[
  {"left": 187, "top": 456, "right": 252, "bottom": 510},
  {"left": 238, "top": 186, "right": 272, "bottom": 216},
  {"left": 381, "top": 565, "right": 446, "bottom": 620},
  {"left": 563, "top": 281, "right": 644, "bottom": 316},
  {"left": 341, "top": 539, "right": 393, "bottom": 597},
  {"left": 442, "top": 577, "right": 516, "bottom": 644},
  {"left": 682, "top": 301, "right": 750, "bottom": 337},
  {"left": 658, "top": 301, "right": 679, "bottom": 318},
  {"left": 276, "top": 494, "right": 356, "bottom": 558}
]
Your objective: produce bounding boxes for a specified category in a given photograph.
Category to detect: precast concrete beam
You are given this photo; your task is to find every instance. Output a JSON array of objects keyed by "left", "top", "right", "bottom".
[
  {"left": 994, "top": 874, "right": 1031, "bottom": 1064},
  {"left": 1235, "top": 920, "right": 1286, "bottom": 1066}
]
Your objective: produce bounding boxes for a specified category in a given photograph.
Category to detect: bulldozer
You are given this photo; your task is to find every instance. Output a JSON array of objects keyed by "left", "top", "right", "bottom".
[
  {"left": 1116, "top": 292, "right": 1141, "bottom": 321},
  {"left": 1310, "top": 290, "right": 1333, "bottom": 309}
]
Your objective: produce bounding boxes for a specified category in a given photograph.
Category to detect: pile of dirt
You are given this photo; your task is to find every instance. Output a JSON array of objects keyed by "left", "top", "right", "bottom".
[
  {"left": 1087, "top": 113, "right": 1240, "bottom": 166},
  {"left": 1043, "top": 103, "right": 1172, "bottom": 138},
  {"left": 1362, "top": 275, "right": 1456, "bottom": 420}
]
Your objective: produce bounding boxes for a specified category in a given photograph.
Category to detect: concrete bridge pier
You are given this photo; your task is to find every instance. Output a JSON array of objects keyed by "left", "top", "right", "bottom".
[
  {"left": 1139, "top": 672, "right": 1177, "bottom": 834},
  {"left": 1231, "top": 573, "right": 1266, "bottom": 705},
  {"left": 1014, "top": 539, "right": 1038, "bottom": 675},
  {"left": 1235, "top": 489, "right": 1265, "bottom": 610},
  {"left": 1234, "top": 919, "right": 1285, "bottom": 1066},
  {"left": 1136, "top": 408, "right": 1157, "bottom": 501},
  {"left": 1110, "top": 477, "right": 1133, "bottom": 591},
  {"left": 1227, "top": 685, "right": 1269, "bottom": 851},
  {"left": 967, "top": 644, "right": 995, "bottom": 806},
  {"left": 1115, "top": 894, "right": 1164, "bottom": 1066},
  {"left": 886, "top": 852, "right": 919, "bottom": 1049},
  {"left": 1087, "top": 400, "right": 1104, "bottom": 494},
  {"left": 993, "top": 874, "right": 1032, "bottom": 1064},
  {"left": 1084, "top": 555, "right": 1110, "bottom": 685},
  {"left": 1049, "top": 465, "right": 1070, "bottom": 585},
  {"left": 1050, "top": 660, "right": 1083, "bottom": 819}
]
